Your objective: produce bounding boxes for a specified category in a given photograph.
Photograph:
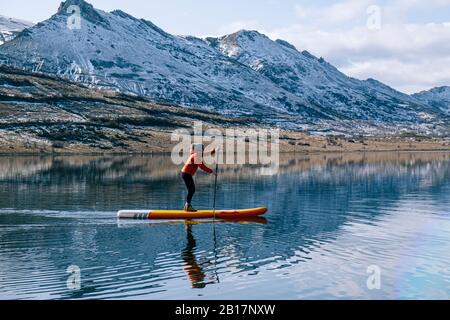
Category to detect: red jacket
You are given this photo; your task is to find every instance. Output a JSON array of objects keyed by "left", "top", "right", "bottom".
[{"left": 182, "top": 152, "right": 213, "bottom": 176}]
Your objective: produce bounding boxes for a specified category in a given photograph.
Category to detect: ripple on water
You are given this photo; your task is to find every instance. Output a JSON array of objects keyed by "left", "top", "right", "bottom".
[{"left": 1, "top": 154, "right": 449, "bottom": 299}]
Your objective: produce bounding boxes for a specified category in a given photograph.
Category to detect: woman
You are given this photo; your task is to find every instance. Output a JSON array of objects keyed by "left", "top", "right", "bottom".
[{"left": 181, "top": 144, "right": 216, "bottom": 212}]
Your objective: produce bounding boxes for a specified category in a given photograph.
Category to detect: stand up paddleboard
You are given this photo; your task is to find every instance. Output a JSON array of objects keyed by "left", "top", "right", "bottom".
[{"left": 117, "top": 207, "right": 267, "bottom": 220}]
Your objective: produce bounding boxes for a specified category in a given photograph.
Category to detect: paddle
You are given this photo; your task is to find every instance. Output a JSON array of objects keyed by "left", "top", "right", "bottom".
[
  {"left": 212, "top": 155, "right": 219, "bottom": 222},
  {"left": 211, "top": 149, "right": 220, "bottom": 283}
]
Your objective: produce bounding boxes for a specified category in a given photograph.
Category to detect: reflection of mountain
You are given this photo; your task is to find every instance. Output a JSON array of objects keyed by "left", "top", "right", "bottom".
[
  {"left": 0, "top": 153, "right": 449, "bottom": 298},
  {"left": 216, "top": 154, "right": 450, "bottom": 271},
  {"left": 0, "top": 156, "right": 54, "bottom": 179},
  {"left": 0, "top": 151, "right": 448, "bottom": 181},
  {"left": 1, "top": 152, "right": 449, "bottom": 232},
  {"left": 1, "top": 153, "right": 449, "bottom": 211}
]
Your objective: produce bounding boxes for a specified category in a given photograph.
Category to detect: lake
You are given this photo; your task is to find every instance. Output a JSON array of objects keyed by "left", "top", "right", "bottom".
[{"left": 0, "top": 152, "right": 449, "bottom": 299}]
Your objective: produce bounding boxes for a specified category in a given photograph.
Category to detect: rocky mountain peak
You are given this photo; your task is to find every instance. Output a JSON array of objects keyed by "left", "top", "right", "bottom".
[{"left": 56, "top": 0, "right": 110, "bottom": 28}]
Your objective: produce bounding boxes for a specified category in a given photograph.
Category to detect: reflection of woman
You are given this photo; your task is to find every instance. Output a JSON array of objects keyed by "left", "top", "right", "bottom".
[{"left": 181, "top": 224, "right": 214, "bottom": 289}]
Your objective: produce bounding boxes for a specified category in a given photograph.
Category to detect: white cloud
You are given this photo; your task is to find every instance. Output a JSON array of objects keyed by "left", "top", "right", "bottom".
[
  {"left": 392, "top": 0, "right": 450, "bottom": 7},
  {"left": 294, "top": 0, "right": 372, "bottom": 27},
  {"left": 266, "top": 1, "right": 450, "bottom": 93},
  {"left": 214, "top": 20, "right": 263, "bottom": 36},
  {"left": 342, "top": 56, "right": 450, "bottom": 93}
]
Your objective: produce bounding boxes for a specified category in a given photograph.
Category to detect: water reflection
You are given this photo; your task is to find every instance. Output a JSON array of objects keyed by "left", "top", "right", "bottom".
[
  {"left": 182, "top": 224, "right": 214, "bottom": 289},
  {"left": 0, "top": 152, "right": 449, "bottom": 299}
]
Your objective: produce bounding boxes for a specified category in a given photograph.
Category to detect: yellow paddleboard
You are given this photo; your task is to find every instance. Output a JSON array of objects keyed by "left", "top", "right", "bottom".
[{"left": 117, "top": 207, "right": 267, "bottom": 220}]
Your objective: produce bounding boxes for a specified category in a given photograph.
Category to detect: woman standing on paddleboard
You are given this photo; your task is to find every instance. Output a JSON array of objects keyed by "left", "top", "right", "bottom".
[{"left": 182, "top": 144, "right": 216, "bottom": 212}]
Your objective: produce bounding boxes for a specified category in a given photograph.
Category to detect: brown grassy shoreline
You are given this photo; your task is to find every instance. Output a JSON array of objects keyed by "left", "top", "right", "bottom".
[{"left": 0, "top": 129, "right": 448, "bottom": 155}]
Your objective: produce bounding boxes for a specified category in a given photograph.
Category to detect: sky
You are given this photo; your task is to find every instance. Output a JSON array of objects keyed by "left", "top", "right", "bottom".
[{"left": 1, "top": 0, "right": 449, "bottom": 93}]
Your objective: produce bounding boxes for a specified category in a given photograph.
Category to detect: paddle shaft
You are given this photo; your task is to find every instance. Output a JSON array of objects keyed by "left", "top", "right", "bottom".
[
  {"left": 212, "top": 162, "right": 219, "bottom": 219},
  {"left": 212, "top": 159, "right": 220, "bottom": 283}
]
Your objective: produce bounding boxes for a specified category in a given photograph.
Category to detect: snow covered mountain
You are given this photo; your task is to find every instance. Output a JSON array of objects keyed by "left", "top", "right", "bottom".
[
  {"left": 0, "top": 0, "right": 299, "bottom": 122},
  {"left": 413, "top": 86, "right": 450, "bottom": 115},
  {"left": 0, "top": 15, "right": 33, "bottom": 45},
  {"left": 0, "top": 0, "right": 447, "bottom": 135},
  {"left": 206, "top": 31, "right": 440, "bottom": 125}
]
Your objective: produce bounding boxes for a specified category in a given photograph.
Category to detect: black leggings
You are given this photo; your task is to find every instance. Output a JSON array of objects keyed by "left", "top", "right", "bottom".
[{"left": 182, "top": 172, "right": 195, "bottom": 204}]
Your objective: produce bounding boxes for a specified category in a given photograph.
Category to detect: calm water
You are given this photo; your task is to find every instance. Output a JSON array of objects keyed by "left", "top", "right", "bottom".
[{"left": 0, "top": 152, "right": 449, "bottom": 300}]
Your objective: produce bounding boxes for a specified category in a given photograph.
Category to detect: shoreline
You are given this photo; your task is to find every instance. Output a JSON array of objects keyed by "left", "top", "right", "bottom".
[
  {"left": 1, "top": 142, "right": 448, "bottom": 156},
  {"left": 0, "top": 131, "right": 449, "bottom": 156},
  {"left": 1, "top": 129, "right": 448, "bottom": 155}
]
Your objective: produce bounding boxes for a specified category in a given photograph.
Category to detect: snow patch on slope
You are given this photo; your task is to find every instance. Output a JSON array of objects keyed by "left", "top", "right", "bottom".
[
  {"left": 0, "top": 15, "right": 33, "bottom": 45},
  {"left": 413, "top": 86, "right": 450, "bottom": 115}
]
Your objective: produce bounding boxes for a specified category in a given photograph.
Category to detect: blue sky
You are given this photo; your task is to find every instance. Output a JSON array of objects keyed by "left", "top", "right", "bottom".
[{"left": 1, "top": 0, "right": 450, "bottom": 93}]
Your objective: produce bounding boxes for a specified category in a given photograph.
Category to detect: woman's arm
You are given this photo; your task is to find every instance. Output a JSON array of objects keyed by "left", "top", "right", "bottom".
[{"left": 199, "top": 163, "right": 213, "bottom": 174}]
